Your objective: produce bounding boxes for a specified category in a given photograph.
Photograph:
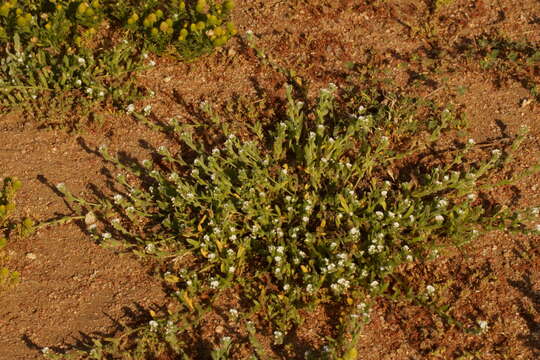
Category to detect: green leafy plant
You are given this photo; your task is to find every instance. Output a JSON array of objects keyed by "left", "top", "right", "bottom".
[
  {"left": 113, "top": 0, "right": 236, "bottom": 57},
  {"left": 0, "top": 176, "right": 26, "bottom": 290},
  {"left": 52, "top": 76, "right": 540, "bottom": 357},
  {"left": 0, "top": 0, "right": 236, "bottom": 128}
]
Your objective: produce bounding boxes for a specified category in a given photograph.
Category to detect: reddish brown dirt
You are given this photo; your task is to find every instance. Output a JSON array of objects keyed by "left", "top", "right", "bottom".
[{"left": 1, "top": 0, "right": 539, "bottom": 359}]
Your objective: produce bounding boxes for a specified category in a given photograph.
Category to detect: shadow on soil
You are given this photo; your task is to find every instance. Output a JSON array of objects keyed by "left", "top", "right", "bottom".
[{"left": 508, "top": 272, "right": 540, "bottom": 357}]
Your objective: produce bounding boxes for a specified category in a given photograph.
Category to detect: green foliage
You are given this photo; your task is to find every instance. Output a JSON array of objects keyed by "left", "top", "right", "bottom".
[
  {"left": 0, "top": 176, "right": 24, "bottom": 291},
  {"left": 113, "top": 0, "right": 236, "bottom": 56},
  {"left": 54, "top": 80, "right": 540, "bottom": 358},
  {"left": 0, "top": 0, "right": 236, "bottom": 127},
  {"left": 0, "top": 34, "right": 146, "bottom": 128},
  {"left": 469, "top": 33, "right": 540, "bottom": 101}
]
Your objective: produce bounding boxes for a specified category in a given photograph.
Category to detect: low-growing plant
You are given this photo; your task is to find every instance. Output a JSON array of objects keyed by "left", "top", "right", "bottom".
[
  {"left": 0, "top": 176, "right": 30, "bottom": 290},
  {"left": 0, "top": 34, "right": 147, "bottom": 128},
  {"left": 0, "top": 0, "right": 236, "bottom": 127},
  {"left": 465, "top": 33, "right": 540, "bottom": 101},
  {"left": 53, "top": 80, "right": 540, "bottom": 357},
  {"left": 112, "top": 0, "right": 236, "bottom": 57}
]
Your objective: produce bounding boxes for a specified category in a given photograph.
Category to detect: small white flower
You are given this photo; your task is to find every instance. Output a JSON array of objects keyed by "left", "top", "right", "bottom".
[
  {"left": 381, "top": 190, "right": 388, "bottom": 197},
  {"left": 306, "top": 284, "right": 314, "bottom": 293},
  {"left": 468, "top": 138, "right": 475, "bottom": 145},
  {"left": 370, "top": 280, "right": 379, "bottom": 288},
  {"left": 409, "top": 215, "right": 415, "bottom": 222},
  {"left": 478, "top": 320, "right": 489, "bottom": 332},
  {"left": 426, "top": 285, "right": 435, "bottom": 294},
  {"left": 149, "top": 320, "right": 159, "bottom": 329},
  {"left": 350, "top": 227, "right": 359, "bottom": 235},
  {"left": 283, "top": 283, "right": 290, "bottom": 291},
  {"left": 77, "top": 57, "right": 86, "bottom": 65},
  {"left": 435, "top": 215, "right": 444, "bottom": 222},
  {"left": 276, "top": 246, "right": 285, "bottom": 254},
  {"left": 210, "top": 280, "right": 219, "bottom": 289},
  {"left": 274, "top": 256, "right": 282, "bottom": 263},
  {"left": 75, "top": 79, "right": 82, "bottom": 86},
  {"left": 406, "top": 254, "right": 413, "bottom": 262},
  {"left": 229, "top": 308, "right": 239, "bottom": 317},
  {"left": 228, "top": 266, "right": 236, "bottom": 274},
  {"left": 41, "top": 347, "right": 51, "bottom": 355},
  {"left": 467, "top": 193, "right": 477, "bottom": 201},
  {"left": 208, "top": 253, "right": 216, "bottom": 260},
  {"left": 302, "top": 216, "right": 309, "bottom": 223},
  {"left": 246, "top": 29, "right": 254, "bottom": 36},
  {"left": 273, "top": 330, "right": 283, "bottom": 339},
  {"left": 85, "top": 87, "right": 93, "bottom": 95},
  {"left": 145, "top": 243, "right": 156, "bottom": 253},
  {"left": 102, "top": 232, "right": 112, "bottom": 239},
  {"left": 437, "top": 199, "right": 448, "bottom": 208},
  {"left": 148, "top": 60, "right": 156, "bottom": 66},
  {"left": 126, "top": 103, "right": 135, "bottom": 113},
  {"left": 327, "top": 263, "right": 336, "bottom": 272},
  {"left": 143, "top": 104, "right": 152, "bottom": 114},
  {"left": 375, "top": 211, "right": 384, "bottom": 219},
  {"left": 392, "top": 222, "right": 400, "bottom": 228},
  {"left": 492, "top": 149, "right": 502, "bottom": 157}
]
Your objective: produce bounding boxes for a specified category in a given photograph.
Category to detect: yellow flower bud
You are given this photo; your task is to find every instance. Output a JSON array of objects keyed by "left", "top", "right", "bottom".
[
  {"left": 159, "top": 21, "right": 169, "bottom": 32},
  {"left": 77, "top": 2, "right": 89, "bottom": 15},
  {"left": 195, "top": 0, "right": 206, "bottom": 14},
  {"left": 151, "top": 27, "right": 159, "bottom": 36},
  {"left": 226, "top": 22, "right": 236, "bottom": 35},
  {"left": 196, "top": 21, "right": 205, "bottom": 31},
  {"left": 223, "top": 0, "right": 234, "bottom": 12}
]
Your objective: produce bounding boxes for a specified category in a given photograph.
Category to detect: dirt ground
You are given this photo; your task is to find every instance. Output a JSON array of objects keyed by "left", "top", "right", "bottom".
[{"left": 1, "top": 0, "right": 539, "bottom": 359}]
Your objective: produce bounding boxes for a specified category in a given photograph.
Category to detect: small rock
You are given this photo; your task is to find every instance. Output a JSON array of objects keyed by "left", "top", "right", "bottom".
[
  {"left": 85, "top": 211, "right": 97, "bottom": 226},
  {"left": 521, "top": 98, "right": 532, "bottom": 108}
]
